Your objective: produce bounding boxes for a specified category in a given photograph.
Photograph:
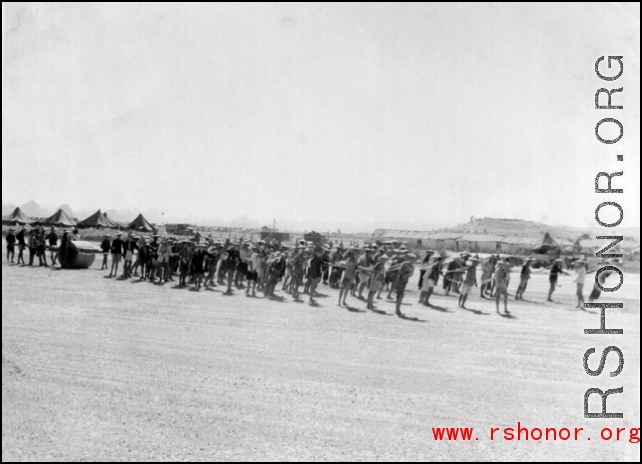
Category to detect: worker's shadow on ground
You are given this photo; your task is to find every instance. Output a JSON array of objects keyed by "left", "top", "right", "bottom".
[
  {"left": 498, "top": 312, "right": 518, "bottom": 319},
  {"left": 398, "top": 313, "right": 428, "bottom": 323},
  {"left": 517, "top": 298, "right": 544, "bottom": 305},
  {"left": 344, "top": 304, "right": 367, "bottom": 314},
  {"left": 462, "top": 307, "right": 491, "bottom": 316},
  {"left": 205, "top": 287, "right": 224, "bottom": 293},
  {"left": 367, "top": 307, "right": 393, "bottom": 317},
  {"left": 425, "top": 303, "right": 452, "bottom": 313}
]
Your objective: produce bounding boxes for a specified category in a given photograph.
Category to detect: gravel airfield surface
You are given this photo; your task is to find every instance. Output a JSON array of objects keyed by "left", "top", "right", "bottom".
[{"left": 2, "top": 254, "right": 640, "bottom": 461}]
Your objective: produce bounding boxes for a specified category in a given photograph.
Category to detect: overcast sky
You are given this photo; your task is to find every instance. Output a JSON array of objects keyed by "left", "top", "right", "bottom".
[{"left": 2, "top": 3, "right": 640, "bottom": 230}]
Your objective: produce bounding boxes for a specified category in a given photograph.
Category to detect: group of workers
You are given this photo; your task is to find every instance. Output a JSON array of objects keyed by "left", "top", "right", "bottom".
[{"left": 5, "top": 226, "right": 612, "bottom": 317}]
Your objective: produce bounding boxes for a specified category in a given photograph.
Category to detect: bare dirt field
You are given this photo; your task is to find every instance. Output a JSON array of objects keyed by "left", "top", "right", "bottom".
[{"left": 2, "top": 250, "right": 640, "bottom": 461}]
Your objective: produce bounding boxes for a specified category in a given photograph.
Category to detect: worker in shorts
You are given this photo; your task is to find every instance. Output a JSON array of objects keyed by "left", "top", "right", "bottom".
[
  {"left": 191, "top": 244, "right": 216, "bottom": 291},
  {"left": 494, "top": 259, "right": 511, "bottom": 315},
  {"left": 418, "top": 251, "right": 434, "bottom": 290},
  {"left": 204, "top": 241, "right": 221, "bottom": 289},
  {"left": 27, "top": 228, "right": 37, "bottom": 266},
  {"left": 546, "top": 258, "right": 568, "bottom": 302},
  {"left": 420, "top": 256, "right": 442, "bottom": 306},
  {"left": 6, "top": 227, "right": 16, "bottom": 264},
  {"left": 100, "top": 234, "right": 111, "bottom": 270},
  {"left": 156, "top": 237, "right": 175, "bottom": 283},
  {"left": 265, "top": 252, "right": 285, "bottom": 298},
  {"left": 339, "top": 248, "right": 358, "bottom": 307},
  {"left": 367, "top": 253, "right": 388, "bottom": 310},
  {"left": 46, "top": 227, "right": 59, "bottom": 266},
  {"left": 480, "top": 257, "right": 495, "bottom": 298},
  {"left": 395, "top": 254, "right": 416, "bottom": 318},
  {"left": 357, "top": 247, "right": 374, "bottom": 299},
  {"left": 224, "top": 241, "right": 241, "bottom": 295},
  {"left": 121, "top": 233, "right": 138, "bottom": 279},
  {"left": 146, "top": 234, "right": 161, "bottom": 282},
  {"left": 289, "top": 245, "right": 307, "bottom": 300},
  {"left": 35, "top": 228, "right": 48, "bottom": 267},
  {"left": 109, "top": 232, "right": 123, "bottom": 278},
  {"left": 245, "top": 246, "right": 260, "bottom": 297},
  {"left": 458, "top": 257, "right": 479, "bottom": 309},
  {"left": 515, "top": 257, "right": 533, "bottom": 300},
  {"left": 16, "top": 226, "right": 27, "bottom": 265},
  {"left": 385, "top": 250, "right": 405, "bottom": 300},
  {"left": 236, "top": 241, "right": 251, "bottom": 289},
  {"left": 131, "top": 235, "right": 146, "bottom": 277},
  {"left": 574, "top": 259, "right": 592, "bottom": 309},
  {"left": 307, "top": 249, "right": 324, "bottom": 304},
  {"left": 177, "top": 241, "right": 193, "bottom": 287}
]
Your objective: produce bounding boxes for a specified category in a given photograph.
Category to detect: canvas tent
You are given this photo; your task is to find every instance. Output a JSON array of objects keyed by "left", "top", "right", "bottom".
[
  {"left": 40, "top": 208, "right": 77, "bottom": 228},
  {"left": 127, "top": 214, "right": 156, "bottom": 232},
  {"left": 103, "top": 212, "right": 121, "bottom": 228},
  {"left": 500, "top": 233, "right": 559, "bottom": 255},
  {"left": 77, "top": 210, "right": 119, "bottom": 229},
  {"left": 2, "top": 207, "right": 35, "bottom": 225}
]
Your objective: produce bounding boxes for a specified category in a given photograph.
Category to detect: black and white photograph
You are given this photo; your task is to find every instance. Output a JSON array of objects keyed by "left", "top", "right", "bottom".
[{"left": 2, "top": 3, "right": 640, "bottom": 462}]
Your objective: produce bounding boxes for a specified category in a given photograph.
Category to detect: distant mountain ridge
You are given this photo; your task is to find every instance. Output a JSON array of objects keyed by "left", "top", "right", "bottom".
[
  {"left": 7, "top": 201, "right": 636, "bottom": 240},
  {"left": 444, "top": 217, "right": 640, "bottom": 241}
]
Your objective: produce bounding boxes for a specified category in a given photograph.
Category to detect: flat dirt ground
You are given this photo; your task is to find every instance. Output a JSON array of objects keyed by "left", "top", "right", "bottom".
[{"left": 2, "top": 249, "right": 640, "bottom": 461}]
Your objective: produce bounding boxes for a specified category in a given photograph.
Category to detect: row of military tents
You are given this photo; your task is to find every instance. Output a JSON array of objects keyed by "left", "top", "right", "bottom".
[
  {"left": 2, "top": 207, "right": 157, "bottom": 233},
  {"left": 371, "top": 229, "right": 638, "bottom": 259}
]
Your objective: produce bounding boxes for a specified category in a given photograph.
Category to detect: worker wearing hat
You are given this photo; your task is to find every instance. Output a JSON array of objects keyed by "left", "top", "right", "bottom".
[
  {"left": 27, "top": 226, "right": 37, "bottom": 266},
  {"left": 307, "top": 249, "right": 324, "bottom": 304},
  {"left": 6, "top": 227, "right": 17, "bottom": 264},
  {"left": 108, "top": 232, "right": 124, "bottom": 278},
  {"left": 100, "top": 233, "right": 111, "bottom": 270},
  {"left": 203, "top": 241, "right": 221, "bottom": 290},
  {"left": 146, "top": 234, "right": 161, "bottom": 282},
  {"left": 224, "top": 240, "right": 241, "bottom": 295},
  {"left": 338, "top": 248, "right": 359, "bottom": 307},
  {"left": 122, "top": 233, "right": 140, "bottom": 279},
  {"left": 515, "top": 257, "right": 534, "bottom": 301},
  {"left": 366, "top": 253, "right": 388, "bottom": 310},
  {"left": 420, "top": 255, "right": 443, "bottom": 307},
  {"left": 46, "top": 227, "right": 59, "bottom": 266},
  {"left": 357, "top": 246, "right": 375, "bottom": 300},
  {"left": 574, "top": 258, "right": 590, "bottom": 309},
  {"left": 34, "top": 227, "right": 48, "bottom": 267},
  {"left": 394, "top": 253, "right": 417, "bottom": 318},
  {"left": 546, "top": 258, "right": 568, "bottom": 303},
  {"left": 494, "top": 259, "right": 511, "bottom": 315},
  {"left": 288, "top": 246, "right": 307, "bottom": 300},
  {"left": 458, "top": 257, "right": 479, "bottom": 310}
]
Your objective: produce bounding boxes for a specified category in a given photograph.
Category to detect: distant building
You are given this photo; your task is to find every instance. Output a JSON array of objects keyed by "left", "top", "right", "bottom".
[{"left": 166, "top": 224, "right": 195, "bottom": 236}]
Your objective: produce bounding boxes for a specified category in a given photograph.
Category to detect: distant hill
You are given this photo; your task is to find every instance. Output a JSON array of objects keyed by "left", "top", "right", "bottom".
[
  {"left": 57, "top": 204, "right": 75, "bottom": 218},
  {"left": 445, "top": 217, "right": 640, "bottom": 242},
  {"left": 19, "top": 201, "right": 50, "bottom": 218}
]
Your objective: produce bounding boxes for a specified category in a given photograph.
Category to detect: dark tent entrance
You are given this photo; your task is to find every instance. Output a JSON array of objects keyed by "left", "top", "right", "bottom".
[
  {"left": 77, "top": 210, "right": 119, "bottom": 229},
  {"left": 127, "top": 214, "right": 156, "bottom": 233}
]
